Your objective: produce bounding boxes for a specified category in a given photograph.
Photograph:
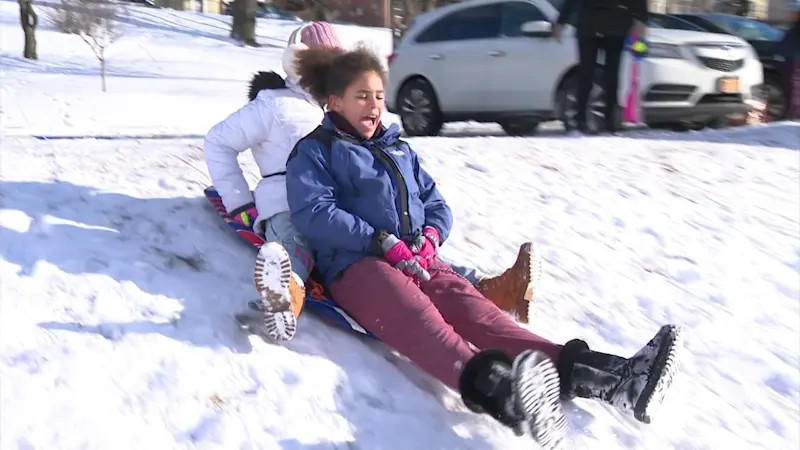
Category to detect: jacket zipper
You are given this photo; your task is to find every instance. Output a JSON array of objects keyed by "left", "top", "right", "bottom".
[{"left": 369, "top": 145, "right": 411, "bottom": 237}]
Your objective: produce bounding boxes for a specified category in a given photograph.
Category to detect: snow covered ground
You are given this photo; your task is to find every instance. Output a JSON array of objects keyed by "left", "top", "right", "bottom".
[{"left": 2, "top": 2, "right": 800, "bottom": 449}]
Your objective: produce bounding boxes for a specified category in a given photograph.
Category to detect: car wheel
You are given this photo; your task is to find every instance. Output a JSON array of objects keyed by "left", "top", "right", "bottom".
[
  {"left": 556, "top": 73, "right": 606, "bottom": 133},
  {"left": 762, "top": 76, "right": 787, "bottom": 122},
  {"left": 706, "top": 116, "right": 731, "bottom": 129},
  {"left": 397, "top": 78, "right": 443, "bottom": 137},
  {"left": 499, "top": 119, "right": 540, "bottom": 136}
]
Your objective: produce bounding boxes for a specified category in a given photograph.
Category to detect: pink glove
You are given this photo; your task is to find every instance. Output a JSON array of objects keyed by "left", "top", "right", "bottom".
[
  {"left": 229, "top": 202, "right": 259, "bottom": 230},
  {"left": 414, "top": 226, "right": 440, "bottom": 262},
  {"left": 378, "top": 232, "right": 431, "bottom": 282}
]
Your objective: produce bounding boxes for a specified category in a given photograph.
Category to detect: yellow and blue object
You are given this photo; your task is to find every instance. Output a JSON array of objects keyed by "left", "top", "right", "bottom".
[{"left": 626, "top": 35, "right": 648, "bottom": 59}]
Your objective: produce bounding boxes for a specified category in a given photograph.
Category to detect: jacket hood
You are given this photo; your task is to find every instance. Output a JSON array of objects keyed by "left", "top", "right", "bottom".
[{"left": 247, "top": 71, "right": 286, "bottom": 101}]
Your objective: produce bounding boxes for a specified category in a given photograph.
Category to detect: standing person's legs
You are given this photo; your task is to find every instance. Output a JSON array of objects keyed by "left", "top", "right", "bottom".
[
  {"left": 600, "top": 36, "right": 626, "bottom": 132},
  {"left": 576, "top": 35, "right": 600, "bottom": 130},
  {"left": 328, "top": 257, "right": 476, "bottom": 389},
  {"left": 420, "top": 260, "right": 562, "bottom": 362}
]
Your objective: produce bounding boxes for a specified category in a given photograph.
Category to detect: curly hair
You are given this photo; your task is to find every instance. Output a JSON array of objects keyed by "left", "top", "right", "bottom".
[{"left": 295, "top": 45, "right": 387, "bottom": 105}]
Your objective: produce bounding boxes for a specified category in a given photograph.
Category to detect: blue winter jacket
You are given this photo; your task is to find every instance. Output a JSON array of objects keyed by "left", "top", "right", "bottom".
[{"left": 286, "top": 114, "right": 453, "bottom": 285}]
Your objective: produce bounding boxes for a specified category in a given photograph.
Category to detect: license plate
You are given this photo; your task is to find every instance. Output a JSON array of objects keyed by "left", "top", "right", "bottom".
[{"left": 718, "top": 77, "right": 740, "bottom": 94}]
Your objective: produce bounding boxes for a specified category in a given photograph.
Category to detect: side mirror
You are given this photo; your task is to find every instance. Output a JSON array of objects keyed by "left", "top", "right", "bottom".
[{"left": 521, "top": 20, "right": 553, "bottom": 38}]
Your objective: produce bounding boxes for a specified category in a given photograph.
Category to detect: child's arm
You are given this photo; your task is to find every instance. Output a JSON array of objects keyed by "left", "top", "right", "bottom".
[
  {"left": 412, "top": 151, "right": 453, "bottom": 244},
  {"left": 203, "top": 97, "right": 275, "bottom": 213},
  {"left": 286, "top": 140, "right": 377, "bottom": 253}
]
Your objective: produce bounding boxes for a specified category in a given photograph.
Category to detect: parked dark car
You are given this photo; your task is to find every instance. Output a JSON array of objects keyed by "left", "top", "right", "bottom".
[
  {"left": 222, "top": 1, "right": 301, "bottom": 21},
  {"left": 673, "top": 13, "right": 789, "bottom": 120}
]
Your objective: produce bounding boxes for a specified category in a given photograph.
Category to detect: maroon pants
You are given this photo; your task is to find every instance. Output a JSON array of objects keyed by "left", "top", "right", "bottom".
[{"left": 329, "top": 257, "right": 562, "bottom": 390}]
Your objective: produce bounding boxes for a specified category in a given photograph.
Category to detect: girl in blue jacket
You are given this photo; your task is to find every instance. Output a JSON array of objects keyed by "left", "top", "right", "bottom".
[
  {"left": 205, "top": 23, "right": 540, "bottom": 343},
  {"left": 284, "top": 46, "right": 684, "bottom": 448}
]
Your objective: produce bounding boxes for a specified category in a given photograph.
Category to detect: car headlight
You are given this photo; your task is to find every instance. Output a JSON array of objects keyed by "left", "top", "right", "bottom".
[{"left": 647, "top": 43, "right": 683, "bottom": 59}]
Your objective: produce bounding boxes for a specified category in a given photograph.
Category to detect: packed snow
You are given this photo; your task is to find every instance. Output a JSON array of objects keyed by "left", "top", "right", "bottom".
[{"left": 1, "top": 2, "right": 800, "bottom": 449}]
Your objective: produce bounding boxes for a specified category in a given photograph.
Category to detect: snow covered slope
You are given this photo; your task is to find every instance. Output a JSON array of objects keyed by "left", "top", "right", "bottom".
[
  {"left": 2, "top": 2, "right": 800, "bottom": 449},
  {"left": 0, "top": 0, "right": 394, "bottom": 138}
]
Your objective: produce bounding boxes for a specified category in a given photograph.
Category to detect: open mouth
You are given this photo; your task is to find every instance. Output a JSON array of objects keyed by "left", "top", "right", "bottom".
[{"left": 361, "top": 114, "right": 378, "bottom": 127}]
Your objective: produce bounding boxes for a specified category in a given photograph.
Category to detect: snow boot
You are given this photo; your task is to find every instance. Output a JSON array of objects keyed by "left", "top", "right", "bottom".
[
  {"left": 476, "top": 242, "right": 543, "bottom": 324},
  {"left": 459, "top": 349, "right": 567, "bottom": 449},
  {"left": 557, "top": 324, "right": 684, "bottom": 424},
  {"left": 249, "top": 242, "right": 306, "bottom": 341}
]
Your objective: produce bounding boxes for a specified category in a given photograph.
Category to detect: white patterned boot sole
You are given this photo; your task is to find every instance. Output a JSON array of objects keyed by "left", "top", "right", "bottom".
[
  {"left": 235, "top": 309, "right": 297, "bottom": 342},
  {"left": 636, "top": 325, "right": 685, "bottom": 424},
  {"left": 511, "top": 350, "right": 568, "bottom": 450},
  {"left": 253, "top": 242, "right": 293, "bottom": 314}
]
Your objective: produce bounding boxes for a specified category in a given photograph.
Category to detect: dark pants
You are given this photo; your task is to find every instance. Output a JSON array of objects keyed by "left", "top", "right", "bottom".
[
  {"left": 788, "top": 60, "right": 799, "bottom": 119},
  {"left": 576, "top": 35, "right": 626, "bottom": 131},
  {"left": 329, "top": 257, "right": 562, "bottom": 390}
]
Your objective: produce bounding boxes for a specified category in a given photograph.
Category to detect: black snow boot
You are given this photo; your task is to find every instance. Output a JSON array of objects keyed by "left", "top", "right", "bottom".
[
  {"left": 459, "top": 349, "right": 567, "bottom": 449},
  {"left": 557, "top": 324, "right": 684, "bottom": 424}
]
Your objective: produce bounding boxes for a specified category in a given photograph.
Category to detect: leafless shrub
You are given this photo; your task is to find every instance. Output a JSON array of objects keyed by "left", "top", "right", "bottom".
[{"left": 49, "top": 0, "right": 123, "bottom": 91}]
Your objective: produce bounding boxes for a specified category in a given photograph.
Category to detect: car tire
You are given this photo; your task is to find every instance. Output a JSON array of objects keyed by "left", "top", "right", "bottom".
[
  {"left": 396, "top": 78, "right": 444, "bottom": 137},
  {"left": 707, "top": 116, "right": 730, "bottom": 129},
  {"left": 500, "top": 119, "right": 540, "bottom": 136},
  {"left": 556, "top": 71, "right": 607, "bottom": 133}
]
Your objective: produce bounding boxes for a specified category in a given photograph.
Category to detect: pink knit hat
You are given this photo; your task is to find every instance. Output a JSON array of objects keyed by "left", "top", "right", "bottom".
[
  {"left": 288, "top": 21, "right": 342, "bottom": 48},
  {"left": 283, "top": 22, "right": 342, "bottom": 80}
]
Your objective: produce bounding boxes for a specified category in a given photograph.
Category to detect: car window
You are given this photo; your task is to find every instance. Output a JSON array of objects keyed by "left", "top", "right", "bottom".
[
  {"left": 501, "top": 1, "right": 547, "bottom": 37},
  {"left": 648, "top": 14, "right": 706, "bottom": 31},
  {"left": 731, "top": 18, "right": 783, "bottom": 41},
  {"left": 704, "top": 15, "right": 783, "bottom": 41},
  {"left": 677, "top": 15, "right": 731, "bottom": 34},
  {"left": 416, "top": 4, "right": 503, "bottom": 43}
]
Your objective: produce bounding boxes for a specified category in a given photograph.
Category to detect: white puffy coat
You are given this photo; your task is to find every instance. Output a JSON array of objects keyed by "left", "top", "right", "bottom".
[{"left": 203, "top": 79, "right": 323, "bottom": 231}]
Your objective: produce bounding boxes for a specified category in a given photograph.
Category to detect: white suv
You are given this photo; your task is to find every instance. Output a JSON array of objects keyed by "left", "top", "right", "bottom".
[{"left": 386, "top": 0, "right": 764, "bottom": 136}]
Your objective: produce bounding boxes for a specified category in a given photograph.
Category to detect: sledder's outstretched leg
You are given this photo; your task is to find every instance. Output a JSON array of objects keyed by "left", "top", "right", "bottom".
[
  {"left": 250, "top": 242, "right": 306, "bottom": 341},
  {"left": 460, "top": 349, "right": 567, "bottom": 448},
  {"left": 557, "top": 324, "right": 684, "bottom": 424},
  {"left": 473, "top": 242, "right": 543, "bottom": 323},
  {"left": 328, "top": 257, "right": 568, "bottom": 449},
  {"left": 424, "top": 260, "right": 684, "bottom": 424}
]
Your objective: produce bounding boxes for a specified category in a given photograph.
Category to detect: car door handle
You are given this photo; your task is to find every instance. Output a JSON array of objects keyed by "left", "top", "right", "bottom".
[
  {"left": 429, "top": 53, "right": 444, "bottom": 60},
  {"left": 487, "top": 50, "right": 506, "bottom": 57}
]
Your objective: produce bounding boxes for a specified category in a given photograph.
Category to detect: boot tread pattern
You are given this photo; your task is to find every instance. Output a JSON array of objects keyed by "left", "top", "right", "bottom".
[
  {"left": 526, "top": 242, "right": 543, "bottom": 301},
  {"left": 524, "top": 243, "right": 544, "bottom": 321},
  {"left": 638, "top": 325, "right": 684, "bottom": 424},
  {"left": 253, "top": 242, "right": 293, "bottom": 314},
  {"left": 235, "top": 310, "right": 297, "bottom": 342},
  {"left": 512, "top": 350, "right": 568, "bottom": 450},
  {"left": 263, "top": 310, "right": 298, "bottom": 341}
]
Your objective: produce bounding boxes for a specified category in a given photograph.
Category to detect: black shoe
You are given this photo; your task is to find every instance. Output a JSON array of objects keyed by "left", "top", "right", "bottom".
[
  {"left": 459, "top": 350, "right": 567, "bottom": 449},
  {"left": 557, "top": 325, "right": 684, "bottom": 424},
  {"left": 575, "top": 121, "right": 593, "bottom": 135}
]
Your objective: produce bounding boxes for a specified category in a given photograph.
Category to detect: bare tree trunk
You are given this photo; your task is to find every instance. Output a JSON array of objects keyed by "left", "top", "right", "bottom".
[
  {"left": 241, "top": 0, "right": 258, "bottom": 47},
  {"left": 19, "top": 0, "right": 38, "bottom": 60},
  {"left": 101, "top": 56, "right": 106, "bottom": 92},
  {"left": 231, "top": 0, "right": 243, "bottom": 40}
]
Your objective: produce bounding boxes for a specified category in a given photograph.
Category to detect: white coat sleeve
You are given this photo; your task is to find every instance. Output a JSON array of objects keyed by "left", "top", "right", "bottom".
[{"left": 203, "top": 95, "right": 275, "bottom": 213}]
